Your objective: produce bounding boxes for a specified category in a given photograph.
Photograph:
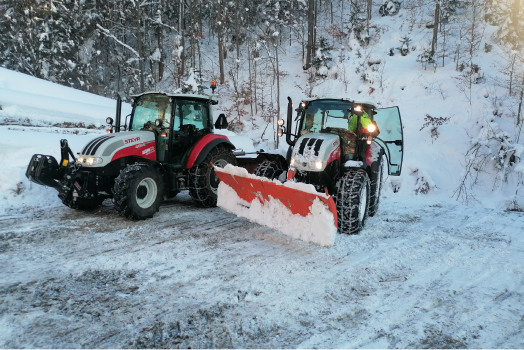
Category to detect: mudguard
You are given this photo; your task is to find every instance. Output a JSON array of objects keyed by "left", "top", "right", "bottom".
[
  {"left": 214, "top": 164, "right": 338, "bottom": 247},
  {"left": 186, "top": 134, "right": 235, "bottom": 168}
]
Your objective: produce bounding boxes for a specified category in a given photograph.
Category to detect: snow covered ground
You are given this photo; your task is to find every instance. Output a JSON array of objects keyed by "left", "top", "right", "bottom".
[
  {"left": 1, "top": 49, "right": 524, "bottom": 347},
  {"left": 1, "top": 195, "right": 523, "bottom": 348}
]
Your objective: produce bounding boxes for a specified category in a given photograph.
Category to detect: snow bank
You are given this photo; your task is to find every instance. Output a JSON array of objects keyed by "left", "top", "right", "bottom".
[
  {"left": 216, "top": 164, "right": 337, "bottom": 247},
  {"left": 0, "top": 67, "right": 131, "bottom": 127}
]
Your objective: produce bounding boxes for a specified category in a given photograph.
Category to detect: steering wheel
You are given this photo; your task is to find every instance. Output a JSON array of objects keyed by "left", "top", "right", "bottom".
[{"left": 143, "top": 121, "right": 154, "bottom": 130}]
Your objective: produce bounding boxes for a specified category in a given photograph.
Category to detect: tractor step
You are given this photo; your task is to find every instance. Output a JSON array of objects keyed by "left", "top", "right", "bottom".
[{"left": 214, "top": 164, "right": 338, "bottom": 247}]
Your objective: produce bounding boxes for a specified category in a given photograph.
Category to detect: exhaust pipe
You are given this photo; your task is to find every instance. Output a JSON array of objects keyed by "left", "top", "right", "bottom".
[
  {"left": 115, "top": 94, "right": 122, "bottom": 133},
  {"left": 286, "top": 96, "right": 296, "bottom": 146}
]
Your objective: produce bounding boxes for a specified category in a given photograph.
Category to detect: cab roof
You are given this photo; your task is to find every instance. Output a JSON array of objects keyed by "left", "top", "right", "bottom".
[
  {"left": 131, "top": 92, "right": 218, "bottom": 105},
  {"left": 301, "top": 97, "right": 376, "bottom": 109}
]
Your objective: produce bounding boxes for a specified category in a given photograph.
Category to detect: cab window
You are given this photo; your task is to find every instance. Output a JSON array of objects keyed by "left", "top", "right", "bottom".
[
  {"left": 131, "top": 94, "right": 172, "bottom": 130},
  {"left": 175, "top": 99, "right": 209, "bottom": 130}
]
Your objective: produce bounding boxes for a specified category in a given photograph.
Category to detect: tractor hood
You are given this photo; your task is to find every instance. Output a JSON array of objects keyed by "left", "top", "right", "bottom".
[
  {"left": 290, "top": 133, "right": 340, "bottom": 172},
  {"left": 76, "top": 131, "right": 156, "bottom": 168}
]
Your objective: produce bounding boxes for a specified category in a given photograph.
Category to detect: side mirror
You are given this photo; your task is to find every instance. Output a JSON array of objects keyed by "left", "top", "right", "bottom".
[{"left": 214, "top": 113, "right": 228, "bottom": 129}]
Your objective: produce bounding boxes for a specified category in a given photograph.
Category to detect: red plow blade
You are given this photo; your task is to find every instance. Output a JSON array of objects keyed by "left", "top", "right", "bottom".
[{"left": 214, "top": 164, "right": 338, "bottom": 247}]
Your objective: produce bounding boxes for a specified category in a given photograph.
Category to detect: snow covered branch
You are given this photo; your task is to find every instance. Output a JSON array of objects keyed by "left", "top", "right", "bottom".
[{"left": 96, "top": 24, "right": 140, "bottom": 58}]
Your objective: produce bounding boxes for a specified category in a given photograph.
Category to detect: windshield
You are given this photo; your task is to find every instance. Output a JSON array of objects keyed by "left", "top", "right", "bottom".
[
  {"left": 300, "top": 100, "right": 352, "bottom": 133},
  {"left": 131, "top": 94, "right": 172, "bottom": 130}
]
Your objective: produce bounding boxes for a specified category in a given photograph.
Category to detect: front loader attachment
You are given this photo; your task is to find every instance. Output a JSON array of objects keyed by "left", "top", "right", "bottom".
[{"left": 214, "top": 164, "right": 338, "bottom": 247}]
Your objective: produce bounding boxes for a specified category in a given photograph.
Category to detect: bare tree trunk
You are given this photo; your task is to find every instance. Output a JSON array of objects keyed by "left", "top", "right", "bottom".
[
  {"left": 136, "top": 5, "right": 145, "bottom": 92},
  {"left": 217, "top": 1, "right": 225, "bottom": 83},
  {"left": 509, "top": 54, "right": 516, "bottom": 96},
  {"left": 254, "top": 59, "right": 258, "bottom": 114},
  {"left": 441, "top": 21, "right": 446, "bottom": 67},
  {"left": 430, "top": 1, "right": 440, "bottom": 57},
  {"left": 178, "top": 0, "right": 185, "bottom": 87},
  {"left": 306, "top": 0, "right": 315, "bottom": 69},
  {"left": 518, "top": 72, "right": 524, "bottom": 129},
  {"left": 275, "top": 43, "right": 280, "bottom": 149},
  {"left": 248, "top": 46, "right": 253, "bottom": 117},
  {"left": 313, "top": 0, "right": 317, "bottom": 54},
  {"left": 235, "top": 0, "right": 240, "bottom": 59},
  {"left": 330, "top": 1, "right": 334, "bottom": 24},
  {"left": 190, "top": 0, "right": 195, "bottom": 68},
  {"left": 157, "top": 26, "right": 164, "bottom": 81}
]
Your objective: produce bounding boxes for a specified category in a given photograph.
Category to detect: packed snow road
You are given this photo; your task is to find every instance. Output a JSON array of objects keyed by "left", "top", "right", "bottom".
[{"left": 1, "top": 194, "right": 523, "bottom": 348}]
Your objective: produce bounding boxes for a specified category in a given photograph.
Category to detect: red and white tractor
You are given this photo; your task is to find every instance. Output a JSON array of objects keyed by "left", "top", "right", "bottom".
[
  {"left": 214, "top": 97, "right": 404, "bottom": 246},
  {"left": 26, "top": 92, "right": 240, "bottom": 220}
]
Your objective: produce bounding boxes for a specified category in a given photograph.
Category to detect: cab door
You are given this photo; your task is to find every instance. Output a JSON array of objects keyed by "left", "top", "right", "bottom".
[
  {"left": 170, "top": 99, "right": 211, "bottom": 167},
  {"left": 373, "top": 106, "right": 404, "bottom": 176}
]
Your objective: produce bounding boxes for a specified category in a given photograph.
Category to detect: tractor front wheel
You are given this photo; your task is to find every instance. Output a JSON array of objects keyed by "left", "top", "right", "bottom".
[
  {"left": 112, "top": 163, "right": 164, "bottom": 220},
  {"left": 188, "top": 145, "right": 236, "bottom": 207},
  {"left": 253, "top": 160, "right": 285, "bottom": 181},
  {"left": 335, "top": 169, "right": 370, "bottom": 234}
]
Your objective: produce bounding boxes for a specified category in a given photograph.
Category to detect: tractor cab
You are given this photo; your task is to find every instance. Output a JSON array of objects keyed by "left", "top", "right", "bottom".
[{"left": 126, "top": 92, "right": 220, "bottom": 167}]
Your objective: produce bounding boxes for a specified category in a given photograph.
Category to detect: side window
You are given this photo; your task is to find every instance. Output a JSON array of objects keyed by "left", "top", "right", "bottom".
[
  {"left": 179, "top": 100, "right": 208, "bottom": 130},
  {"left": 161, "top": 102, "right": 172, "bottom": 128},
  {"left": 173, "top": 103, "right": 181, "bottom": 131}
]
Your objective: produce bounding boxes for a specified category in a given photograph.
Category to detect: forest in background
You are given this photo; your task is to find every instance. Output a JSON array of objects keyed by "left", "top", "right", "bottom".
[{"left": 2, "top": 0, "right": 523, "bottom": 107}]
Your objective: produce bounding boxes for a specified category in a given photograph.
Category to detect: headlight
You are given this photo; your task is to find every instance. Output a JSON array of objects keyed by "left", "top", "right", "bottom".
[
  {"left": 354, "top": 104, "right": 362, "bottom": 112},
  {"left": 277, "top": 128, "right": 283, "bottom": 137},
  {"left": 76, "top": 156, "right": 84, "bottom": 164},
  {"left": 290, "top": 157, "right": 295, "bottom": 167},
  {"left": 314, "top": 160, "right": 323, "bottom": 170},
  {"left": 367, "top": 124, "right": 376, "bottom": 133},
  {"left": 277, "top": 119, "right": 284, "bottom": 126},
  {"left": 85, "top": 157, "right": 103, "bottom": 166}
]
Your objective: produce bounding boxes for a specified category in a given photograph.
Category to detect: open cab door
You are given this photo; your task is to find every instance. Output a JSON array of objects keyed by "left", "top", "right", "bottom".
[{"left": 374, "top": 106, "right": 404, "bottom": 176}]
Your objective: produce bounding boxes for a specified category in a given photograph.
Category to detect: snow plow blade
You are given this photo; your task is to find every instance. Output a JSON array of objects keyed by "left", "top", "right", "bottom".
[{"left": 214, "top": 164, "right": 338, "bottom": 247}]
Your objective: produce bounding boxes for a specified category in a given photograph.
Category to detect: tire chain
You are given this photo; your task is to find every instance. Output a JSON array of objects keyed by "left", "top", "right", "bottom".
[
  {"left": 188, "top": 146, "right": 236, "bottom": 207},
  {"left": 253, "top": 161, "right": 283, "bottom": 179},
  {"left": 335, "top": 169, "right": 369, "bottom": 235}
]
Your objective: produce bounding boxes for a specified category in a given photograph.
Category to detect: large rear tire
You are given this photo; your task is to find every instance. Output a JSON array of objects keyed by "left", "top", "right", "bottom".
[
  {"left": 253, "top": 160, "right": 284, "bottom": 180},
  {"left": 188, "top": 145, "right": 236, "bottom": 207},
  {"left": 112, "top": 163, "right": 164, "bottom": 220},
  {"left": 335, "top": 169, "right": 370, "bottom": 234},
  {"left": 368, "top": 155, "right": 384, "bottom": 217}
]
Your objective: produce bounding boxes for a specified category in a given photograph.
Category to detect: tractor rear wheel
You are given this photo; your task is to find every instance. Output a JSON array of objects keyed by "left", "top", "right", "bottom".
[
  {"left": 368, "top": 155, "right": 384, "bottom": 217},
  {"left": 335, "top": 169, "right": 370, "bottom": 234},
  {"left": 112, "top": 163, "right": 164, "bottom": 220},
  {"left": 188, "top": 145, "right": 236, "bottom": 207},
  {"left": 253, "top": 160, "right": 285, "bottom": 181}
]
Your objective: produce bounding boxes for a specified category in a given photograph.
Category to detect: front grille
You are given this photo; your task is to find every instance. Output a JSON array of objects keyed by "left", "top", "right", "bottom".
[{"left": 298, "top": 137, "right": 323, "bottom": 156}]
